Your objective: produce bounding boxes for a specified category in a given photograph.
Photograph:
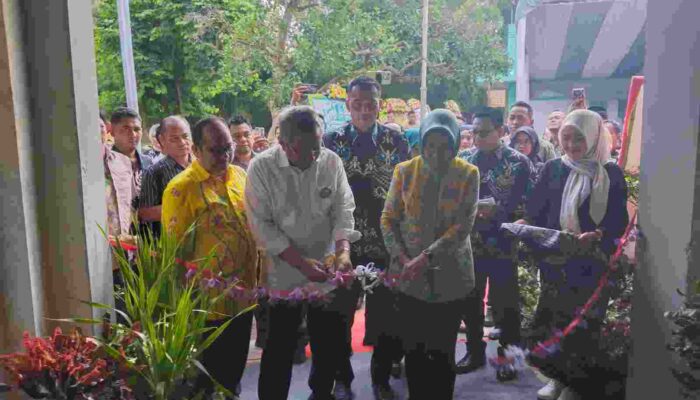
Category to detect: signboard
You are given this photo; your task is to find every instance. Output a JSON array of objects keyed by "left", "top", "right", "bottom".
[
  {"left": 308, "top": 94, "right": 351, "bottom": 133},
  {"left": 487, "top": 89, "right": 507, "bottom": 108}
]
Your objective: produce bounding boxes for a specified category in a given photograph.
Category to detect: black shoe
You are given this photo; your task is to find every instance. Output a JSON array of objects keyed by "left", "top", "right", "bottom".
[
  {"left": 372, "top": 384, "right": 396, "bottom": 400},
  {"left": 496, "top": 363, "right": 517, "bottom": 382},
  {"left": 293, "top": 345, "right": 307, "bottom": 364},
  {"left": 455, "top": 352, "right": 486, "bottom": 374},
  {"left": 390, "top": 361, "right": 403, "bottom": 379},
  {"left": 495, "top": 346, "right": 518, "bottom": 382},
  {"left": 333, "top": 382, "right": 354, "bottom": 400}
]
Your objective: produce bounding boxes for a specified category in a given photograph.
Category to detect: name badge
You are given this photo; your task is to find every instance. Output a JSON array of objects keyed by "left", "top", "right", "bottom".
[{"left": 319, "top": 187, "right": 332, "bottom": 199}]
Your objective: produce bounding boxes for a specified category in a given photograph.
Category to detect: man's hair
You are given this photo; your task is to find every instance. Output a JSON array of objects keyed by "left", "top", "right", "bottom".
[
  {"left": 156, "top": 115, "right": 190, "bottom": 140},
  {"left": 192, "top": 116, "right": 227, "bottom": 148},
  {"left": 110, "top": 107, "right": 141, "bottom": 126},
  {"left": 588, "top": 106, "right": 608, "bottom": 120},
  {"left": 228, "top": 115, "right": 250, "bottom": 127},
  {"left": 474, "top": 107, "right": 504, "bottom": 128},
  {"left": 99, "top": 110, "right": 108, "bottom": 123},
  {"left": 606, "top": 119, "right": 622, "bottom": 134},
  {"left": 278, "top": 106, "right": 320, "bottom": 143},
  {"left": 347, "top": 76, "right": 381, "bottom": 95},
  {"left": 511, "top": 101, "right": 533, "bottom": 117}
]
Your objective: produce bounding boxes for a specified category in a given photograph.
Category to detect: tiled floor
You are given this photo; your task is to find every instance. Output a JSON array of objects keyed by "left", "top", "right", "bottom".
[{"left": 240, "top": 312, "right": 546, "bottom": 399}]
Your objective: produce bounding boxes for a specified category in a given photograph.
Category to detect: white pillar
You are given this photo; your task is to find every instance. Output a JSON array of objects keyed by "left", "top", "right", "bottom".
[
  {"left": 0, "top": 0, "right": 112, "bottom": 350},
  {"left": 515, "top": 17, "right": 530, "bottom": 102},
  {"left": 627, "top": 0, "right": 700, "bottom": 397},
  {"left": 420, "top": 0, "right": 429, "bottom": 118}
]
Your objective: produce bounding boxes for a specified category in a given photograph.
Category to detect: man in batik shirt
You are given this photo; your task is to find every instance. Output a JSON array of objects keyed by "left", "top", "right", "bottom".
[
  {"left": 456, "top": 107, "right": 531, "bottom": 382},
  {"left": 324, "top": 76, "right": 409, "bottom": 400}
]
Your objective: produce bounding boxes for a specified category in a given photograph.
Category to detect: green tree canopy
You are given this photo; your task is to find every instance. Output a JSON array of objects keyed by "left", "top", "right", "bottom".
[{"left": 94, "top": 0, "right": 509, "bottom": 124}]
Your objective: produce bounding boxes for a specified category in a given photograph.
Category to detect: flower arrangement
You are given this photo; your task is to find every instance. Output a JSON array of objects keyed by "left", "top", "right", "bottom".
[{"left": 0, "top": 327, "right": 132, "bottom": 399}]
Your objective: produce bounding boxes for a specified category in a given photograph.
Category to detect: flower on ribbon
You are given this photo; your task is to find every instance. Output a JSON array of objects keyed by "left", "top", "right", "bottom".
[
  {"left": 253, "top": 287, "right": 268, "bottom": 299},
  {"left": 227, "top": 285, "right": 247, "bottom": 300},
  {"left": 289, "top": 287, "right": 306, "bottom": 303}
]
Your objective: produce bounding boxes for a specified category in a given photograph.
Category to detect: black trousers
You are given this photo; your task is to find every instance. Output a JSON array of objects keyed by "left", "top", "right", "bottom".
[
  {"left": 258, "top": 297, "right": 353, "bottom": 400},
  {"left": 463, "top": 256, "right": 520, "bottom": 353},
  {"left": 399, "top": 294, "right": 461, "bottom": 400},
  {"left": 366, "top": 284, "right": 403, "bottom": 387},
  {"left": 196, "top": 312, "right": 253, "bottom": 398}
]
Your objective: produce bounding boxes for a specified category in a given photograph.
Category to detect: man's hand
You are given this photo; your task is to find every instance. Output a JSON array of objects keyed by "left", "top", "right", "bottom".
[
  {"left": 513, "top": 219, "right": 528, "bottom": 225},
  {"left": 299, "top": 258, "right": 329, "bottom": 283},
  {"left": 401, "top": 252, "right": 430, "bottom": 281},
  {"left": 577, "top": 231, "right": 602, "bottom": 247},
  {"left": 334, "top": 250, "right": 353, "bottom": 273}
]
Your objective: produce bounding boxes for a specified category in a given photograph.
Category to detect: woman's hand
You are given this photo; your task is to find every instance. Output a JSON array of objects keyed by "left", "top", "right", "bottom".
[{"left": 401, "top": 252, "right": 430, "bottom": 281}]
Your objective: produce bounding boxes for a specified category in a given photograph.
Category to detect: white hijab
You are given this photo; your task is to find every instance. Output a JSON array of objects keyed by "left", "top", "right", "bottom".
[{"left": 559, "top": 110, "right": 611, "bottom": 234}]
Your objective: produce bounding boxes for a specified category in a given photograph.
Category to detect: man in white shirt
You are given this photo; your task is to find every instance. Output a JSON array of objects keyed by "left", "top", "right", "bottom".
[{"left": 245, "top": 106, "right": 361, "bottom": 400}]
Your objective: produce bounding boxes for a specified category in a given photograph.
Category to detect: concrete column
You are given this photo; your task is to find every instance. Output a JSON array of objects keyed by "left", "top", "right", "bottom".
[
  {"left": 627, "top": 0, "right": 700, "bottom": 398},
  {"left": 516, "top": 17, "right": 530, "bottom": 102},
  {"left": 0, "top": 0, "right": 111, "bottom": 351}
]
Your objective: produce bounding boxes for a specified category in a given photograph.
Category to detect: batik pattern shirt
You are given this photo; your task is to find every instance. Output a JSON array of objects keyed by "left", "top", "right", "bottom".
[
  {"left": 323, "top": 123, "right": 409, "bottom": 267},
  {"left": 458, "top": 144, "right": 531, "bottom": 255},
  {"left": 381, "top": 157, "right": 479, "bottom": 303},
  {"left": 162, "top": 160, "right": 258, "bottom": 318}
]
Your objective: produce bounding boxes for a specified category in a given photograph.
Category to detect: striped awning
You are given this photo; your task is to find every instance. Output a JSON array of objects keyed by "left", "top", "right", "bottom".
[{"left": 524, "top": 0, "right": 647, "bottom": 81}]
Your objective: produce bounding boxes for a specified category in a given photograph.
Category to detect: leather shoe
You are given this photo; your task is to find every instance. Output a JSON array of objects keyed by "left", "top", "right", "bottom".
[
  {"left": 333, "top": 382, "right": 354, "bottom": 400},
  {"left": 496, "top": 363, "right": 517, "bottom": 382},
  {"left": 455, "top": 352, "right": 486, "bottom": 374},
  {"left": 372, "top": 384, "right": 396, "bottom": 400}
]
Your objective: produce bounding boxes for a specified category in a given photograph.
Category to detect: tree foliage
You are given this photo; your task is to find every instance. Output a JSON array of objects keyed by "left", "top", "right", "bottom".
[{"left": 94, "top": 0, "right": 509, "bottom": 123}]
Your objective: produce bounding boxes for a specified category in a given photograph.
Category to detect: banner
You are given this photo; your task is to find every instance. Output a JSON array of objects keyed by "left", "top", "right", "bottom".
[
  {"left": 618, "top": 76, "right": 644, "bottom": 173},
  {"left": 308, "top": 94, "right": 351, "bottom": 134}
]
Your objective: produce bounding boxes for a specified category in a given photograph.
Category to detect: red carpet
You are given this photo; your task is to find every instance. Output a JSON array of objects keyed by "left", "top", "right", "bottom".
[{"left": 306, "top": 308, "right": 374, "bottom": 356}]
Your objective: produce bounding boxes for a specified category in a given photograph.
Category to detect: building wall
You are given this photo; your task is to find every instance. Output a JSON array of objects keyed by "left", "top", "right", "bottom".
[{"left": 626, "top": 0, "right": 700, "bottom": 398}]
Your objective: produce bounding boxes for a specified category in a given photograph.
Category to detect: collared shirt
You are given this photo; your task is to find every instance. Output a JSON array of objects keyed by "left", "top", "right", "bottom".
[
  {"left": 458, "top": 145, "right": 531, "bottom": 253},
  {"left": 244, "top": 145, "right": 361, "bottom": 294},
  {"left": 323, "top": 123, "right": 409, "bottom": 266},
  {"left": 139, "top": 155, "right": 190, "bottom": 236},
  {"left": 232, "top": 152, "right": 255, "bottom": 171},
  {"left": 162, "top": 159, "right": 258, "bottom": 317}
]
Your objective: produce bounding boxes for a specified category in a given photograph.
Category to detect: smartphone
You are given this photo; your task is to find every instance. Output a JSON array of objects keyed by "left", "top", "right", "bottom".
[
  {"left": 572, "top": 88, "right": 586, "bottom": 100},
  {"left": 300, "top": 83, "right": 319, "bottom": 94}
]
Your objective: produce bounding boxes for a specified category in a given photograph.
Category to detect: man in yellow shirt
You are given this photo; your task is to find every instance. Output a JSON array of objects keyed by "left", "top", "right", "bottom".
[{"left": 162, "top": 116, "right": 257, "bottom": 399}]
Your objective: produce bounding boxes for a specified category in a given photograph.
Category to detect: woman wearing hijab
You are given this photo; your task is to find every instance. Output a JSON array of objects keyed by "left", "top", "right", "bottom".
[
  {"left": 515, "top": 110, "right": 628, "bottom": 400},
  {"left": 510, "top": 125, "right": 544, "bottom": 175},
  {"left": 381, "top": 109, "right": 480, "bottom": 399}
]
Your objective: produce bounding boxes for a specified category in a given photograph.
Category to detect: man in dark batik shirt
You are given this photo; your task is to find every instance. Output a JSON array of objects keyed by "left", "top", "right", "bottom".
[
  {"left": 456, "top": 107, "right": 531, "bottom": 382},
  {"left": 323, "top": 76, "right": 409, "bottom": 400},
  {"left": 138, "top": 115, "right": 192, "bottom": 239}
]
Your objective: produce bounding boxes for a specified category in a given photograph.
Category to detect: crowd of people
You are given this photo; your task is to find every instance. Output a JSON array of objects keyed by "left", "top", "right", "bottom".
[{"left": 100, "top": 75, "right": 628, "bottom": 400}]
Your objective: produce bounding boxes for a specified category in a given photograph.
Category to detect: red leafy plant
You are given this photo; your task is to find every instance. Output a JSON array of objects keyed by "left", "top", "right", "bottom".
[{"left": 0, "top": 327, "right": 133, "bottom": 399}]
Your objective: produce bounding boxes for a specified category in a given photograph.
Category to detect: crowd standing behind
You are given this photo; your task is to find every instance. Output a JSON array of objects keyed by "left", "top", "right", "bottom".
[{"left": 100, "top": 77, "right": 628, "bottom": 399}]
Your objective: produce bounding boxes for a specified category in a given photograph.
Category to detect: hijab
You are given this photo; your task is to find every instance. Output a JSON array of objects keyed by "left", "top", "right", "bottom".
[
  {"left": 419, "top": 109, "right": 460, "bottom": 158},
  {"left": 559, "top": 110, "right": 611, "bottom": 234},
  {"left": 510, "top": 126, "right": 542, "bottom": 163}
]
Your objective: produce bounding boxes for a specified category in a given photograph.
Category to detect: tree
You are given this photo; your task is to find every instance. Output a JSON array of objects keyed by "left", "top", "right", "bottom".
[
  {"left": 93, "top": 0, "right": 509, "bottom": 121},
  {"left": 94, "top": 0, "right": 259, "bottom": 123}
]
